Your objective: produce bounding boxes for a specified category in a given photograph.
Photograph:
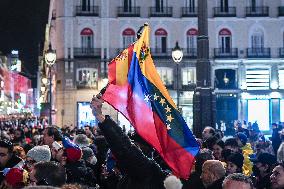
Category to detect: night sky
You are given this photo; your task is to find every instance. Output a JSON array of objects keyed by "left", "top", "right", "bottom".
[{"left": 0, "top": 0, "right": 50, "bottom": 87}]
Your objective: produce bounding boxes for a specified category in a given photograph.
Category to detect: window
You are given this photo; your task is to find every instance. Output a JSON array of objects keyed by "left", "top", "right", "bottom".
[
  {"left": 251, "top": 0, "right": 263, "bottom": 10},
  {"left": 80, "top": 28, "right": 94, "bottom": 50},
  {"left": 157, "top": 67, "right": 173, "bottom": 85},
  {"left": 246, "top": 69, "right": 269, "bottom": 90},
  {"left": 251, "top": 28, "right": 264, "bottom": 49},
  {"left": 218, "top": 28, "right": 232, "bottom": 53},
  {"left": 182, "top": 68, "right": 195, "bottom": 85},
  {"left": 122, "top": 28, "right": 135, "bottom": 48},
  {"left": 220, "top": 0, "right": 229, "bottom": 12},
  {"left": 185, "top": 0, "right": 196, "bottom": 11},
  {"left": 155, "top": 28, "right": 168, "bottom": 53},
  {"left": 279, "top": 69, "right": 284, "bottom": 89},
  {"left": 186, "top": 28, "right": 197, "bottom": 54},
  {"left": 65, "top": 79, "right": 73, "bottom": 87},
  {"left": 248, "top": 99, "right": 269, "bottom": 131},
  {"left": 123, "top": 0, "right": 136, "bottom": 12},
  {"left": 281, "top": 100, "right": 284, "bottom": 122},
  {"left": 156, "top": 0, "right": 165, "bottom": 12},
  {"left": 81, "top": 0, "right": 93, "bottom": 11},
  {"left": 215, "top": 69, "right": 236, "bottom": 89},
  {"left": 76, "top": 68, "right": 98, "bottom": 86}
]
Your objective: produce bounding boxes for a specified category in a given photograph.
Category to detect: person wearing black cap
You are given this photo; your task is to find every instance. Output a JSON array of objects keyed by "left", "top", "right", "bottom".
[{"left": 251, "top": 152, "right": 277, "bottom": 189}]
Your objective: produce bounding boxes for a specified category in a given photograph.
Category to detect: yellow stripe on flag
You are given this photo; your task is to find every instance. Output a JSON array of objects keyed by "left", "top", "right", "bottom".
[{"left": 115, "top": 48, "right": 129, "bottom": 86}]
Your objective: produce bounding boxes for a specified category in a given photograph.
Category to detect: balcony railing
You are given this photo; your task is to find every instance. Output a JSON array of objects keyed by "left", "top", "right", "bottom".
[
  {"left": 75, "top": 6, "right": 99, "bottom": 16},
  {"left": 246, "top": 6, "right": 269, "bottom": 17},
  {"left": 149, "top": 7, "right": 173, "bottom": 17},
  {"left": 117, "top": 7, "right": 140, "bottom": 17},
  {"left": 213, "top": 7, "right": 236, "bottom": 17},
  {"left": 246, "top": 48, "right": 271, "bottom": 58},
  {"left": 183, "top": 48, "right": 197, "bottom": 58},
  {"left": 214, "top": 48, "right": 238, "bottom": 58},
  {"left": 181, "top": 7, "right": 197, "bottom": 17},
  {"left": 280, "top": 48, "right": 284, "bottom": 58},
  {"left": 76, "top": 81, "right": 98, "bottom": 89},
  {"left": 151, "top": 48, "right": 172, "bottom": 58},
  {"left": 279, "top": 6, "right": 284, "bottom": 16},
  {"left": 73, "top": 48, "right": 101, "bottom": 57}
]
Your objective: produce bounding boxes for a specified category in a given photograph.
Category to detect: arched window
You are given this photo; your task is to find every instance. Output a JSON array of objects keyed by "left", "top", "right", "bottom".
[
  {"left": 80, "top": 28, "right": 94, "bottom": 50},
  {"left": 218, "top": 28, "right": 232, "bottom": 53},
  {"left": 122, "top": 28, "right": 135, "bottom": 48},
  {"left": 186, "top": 28, "right": 198, "bottom": 54},
  {"left": 155, "top": 28, "right": 168, "bottom": 53}
]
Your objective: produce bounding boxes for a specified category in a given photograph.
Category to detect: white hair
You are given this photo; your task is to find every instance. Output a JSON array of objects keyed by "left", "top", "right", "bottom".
[{"left": 163, "top": 175, "right": 183, "bottom": 189}]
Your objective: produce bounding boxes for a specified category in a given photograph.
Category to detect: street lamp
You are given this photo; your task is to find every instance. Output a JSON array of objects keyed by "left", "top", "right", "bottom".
[
  {"left": 172, "top": 41, "right": 183, "bottom": 109},
  {"left": 44, "top": 44, "right": 56, "bottom": 125}
]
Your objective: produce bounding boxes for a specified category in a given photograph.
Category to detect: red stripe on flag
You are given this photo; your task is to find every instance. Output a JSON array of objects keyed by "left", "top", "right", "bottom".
[{"left": 102, "top": 84, "right": 195, "bottom": 178}]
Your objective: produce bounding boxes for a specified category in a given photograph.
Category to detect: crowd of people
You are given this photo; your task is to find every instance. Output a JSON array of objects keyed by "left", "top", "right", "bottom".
[{"left": 0, "top": 96, "right": 283, "bottom": 189}]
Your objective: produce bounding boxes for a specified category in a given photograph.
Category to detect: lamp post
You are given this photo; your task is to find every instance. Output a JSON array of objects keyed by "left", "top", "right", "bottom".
[
  {"left": 44, "top": 44, "right": 56, "bottom": 125},
  {"left": 172, "top": 41, "right": 183, "bottom": 109}
]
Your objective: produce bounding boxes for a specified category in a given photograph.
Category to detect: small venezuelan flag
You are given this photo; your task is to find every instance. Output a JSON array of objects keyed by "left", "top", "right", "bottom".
[{"left": 102, "top": 24, "right": 200, "bottom": 179}]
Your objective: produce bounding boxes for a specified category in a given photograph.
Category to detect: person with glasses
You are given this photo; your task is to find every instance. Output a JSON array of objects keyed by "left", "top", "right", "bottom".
[
  {"left": 25, "top": 145, "right": 51, "bottom": 172},
  {"left": 0, "top": 139, "right": 23, "bottom": 183}
]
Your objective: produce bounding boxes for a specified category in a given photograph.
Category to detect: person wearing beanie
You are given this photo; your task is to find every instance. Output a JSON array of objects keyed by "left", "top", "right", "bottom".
[
  {"left": 73, "top": 134, "right": 90, "bottom": 148},
  {"left": 82, "top": 147, "right": 97, "bottom": 165},
  {"left": 164, "top": 175, "right": 183, "bottom": 189},
  {"left": 25, "top": 145, "right": 51, "bottom": 171},
  {"left": 1, "top": 168, "right": 29, "bottom": 189},
  {"left": 62, "top": 136, "right": 82, "bottom": 163},
  {"left": 225, "top": 152, "right": 244, "bottom": 175}
]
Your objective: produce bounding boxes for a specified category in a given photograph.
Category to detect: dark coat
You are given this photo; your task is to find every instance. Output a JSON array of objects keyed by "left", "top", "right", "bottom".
[
  {"left": 182, "top": 171, "right": 205, "bottom": 189},
  {"left": 65, "top": 159, "right": 97, "bottom": 187},
  {"left": 98, "top": 116, "right": 167, "bottom": 189},
  {"left": 206, "top": 177, "right": 224, "bottom": 189}
]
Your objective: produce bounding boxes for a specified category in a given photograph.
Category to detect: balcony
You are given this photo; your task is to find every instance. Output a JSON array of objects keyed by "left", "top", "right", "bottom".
[
  {"left": 76, "top": 81, "right": 98, "bottom": 89},
  {"left": 149, "top": 7, "right": 173, "bottom": 17},
  {"left": 280, "top": 48, "right": 284, "bottom": 58},
  {"left": 181, "top": 7, "right": 197, "bottom": 17},
  {"left": 74, "top": 48, "right": 101, "bottom": 58},
  {"left": 117, "top": 7, "right": 140, "bottom": 17},
  {"left": 183, "top": 48, "right": 197, "bottom": 58},
  {"left": 151, "top": 48, "right": 172, "bottom": 58},
  {"left": 213, "top": 7, "right": 236, "bottom": 17},
  {"left": 279, "top": 6, "right": 284, "bottom": 16},
  {"left": 214, "top": 48, "right": 238, "bottom": 58},
  {"left": 75, "top": 6, "right": 99, "bottom": 16},
  {"left": 246, "top": 48, "right": 271, "bottom": 58},
  {"left": 246, "top": 6, "right": 269, "bottom": 17}
]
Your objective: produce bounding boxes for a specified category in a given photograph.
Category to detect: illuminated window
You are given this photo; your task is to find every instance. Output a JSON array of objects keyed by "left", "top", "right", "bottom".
[
  {"left": 281, "top": 100, "right": 284, "bottom": 122},
  {"left": 279, "top": 69, "right": 284, "bottom": 89},
  {"left": 182, "top": 68, "right": 195, "bottom": 85},
  {"left": 248, "top": 99, "right": 270, "bottom": 131},
  {"left": 157, "top": 67, "right": 173, "bottom": 85},
  {"left": 76, "top": 68, "right": 98, "bottom": 86},
  {"left": 246, "top": 69, "right": 269, "bottom": 90}
]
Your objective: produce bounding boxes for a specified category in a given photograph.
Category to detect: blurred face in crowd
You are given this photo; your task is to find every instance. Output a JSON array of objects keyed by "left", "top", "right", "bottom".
[
  {"left": 255, "top": 162, "right": 268, "bottom": 177},
  {"left": 271, "top": 165, "right": 284, "bottom": 189},
  {"left": 223, "top": 180, "right": 251, "bottom": 189},
  {"left": 29, "top": 168, "right": 37, "bottom": 186},
  {"left": 202, "top": 127, "right": 213, "bottom": 141},
  {"left": 213, "top": 144, "right": 223, "bottom": 160},
  {"left": 224, "top": 145, "right": 239, "bottom": 153},
  {"left": 25, "top": 157, "right": 36, "bottom": 172},
  {"left": 14, "top": 130, "right": 22, "bottom": 139},
  {"left": 0, "top": 147, "right": 10, "bottom": 168},
  {"left": 201, "top": 162, "right": 216, "bottom": 187},
  {"left": 43, "top": 129, "right": 54, "bottom": 146},
  {"left": 226, "top": 162, "right": 238, "bottom": 175}
]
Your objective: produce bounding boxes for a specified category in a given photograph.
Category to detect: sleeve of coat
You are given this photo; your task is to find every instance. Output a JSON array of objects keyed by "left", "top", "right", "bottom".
[{"left": 98, "top": 115, "right": 166, "bottom": 180}]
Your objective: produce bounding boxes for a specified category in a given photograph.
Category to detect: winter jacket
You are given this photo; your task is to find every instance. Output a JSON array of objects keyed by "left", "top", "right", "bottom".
[
  {"left": 65, "top": 159, "right": 97, "bottom": 187},
  {"left": 206, "top": 177, "right": 224, "bottom": 189},
  {"left": 98, "top": 115, "right": 167, "bottom": 189},
  {"left": 0, "top": 154, "right": 22, "bottom": 183}
]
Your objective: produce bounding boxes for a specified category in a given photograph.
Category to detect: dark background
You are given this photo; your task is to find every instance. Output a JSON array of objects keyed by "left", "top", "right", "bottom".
[{"left": 0, "top": 0, "right": 50, "bottom": 87}]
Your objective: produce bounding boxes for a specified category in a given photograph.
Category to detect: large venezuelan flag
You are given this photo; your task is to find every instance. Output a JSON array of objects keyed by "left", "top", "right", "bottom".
[{"left": 102, "top": 24, "right": 200, "bottom": 179}]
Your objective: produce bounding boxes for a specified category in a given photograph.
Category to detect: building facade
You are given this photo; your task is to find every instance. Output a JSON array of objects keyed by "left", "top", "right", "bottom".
[{"left": 47, "top": 0, "right": 284, "bottom": 131}]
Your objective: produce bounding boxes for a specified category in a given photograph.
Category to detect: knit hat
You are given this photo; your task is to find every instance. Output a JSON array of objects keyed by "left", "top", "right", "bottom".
[
  {"left": 82, "top": 147, "right": 97, "bottom": 165},
  {"left": 73, "top": 134, "right": 90, "bottom": 148},
  {"left": 62, "top": 136, "right": 82, "bottom": 162},
  {"left": 26, "top": 145, "right": 51, "bottom": 162},
  {"left": 235, "top": 132, "right": 247, "bottom": 145},
  {"left": 3, "top": 168, "right": 29, "bottom": 188},
  {"left": 226, "top": 152, "right": 244, "bottom": 169}
]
